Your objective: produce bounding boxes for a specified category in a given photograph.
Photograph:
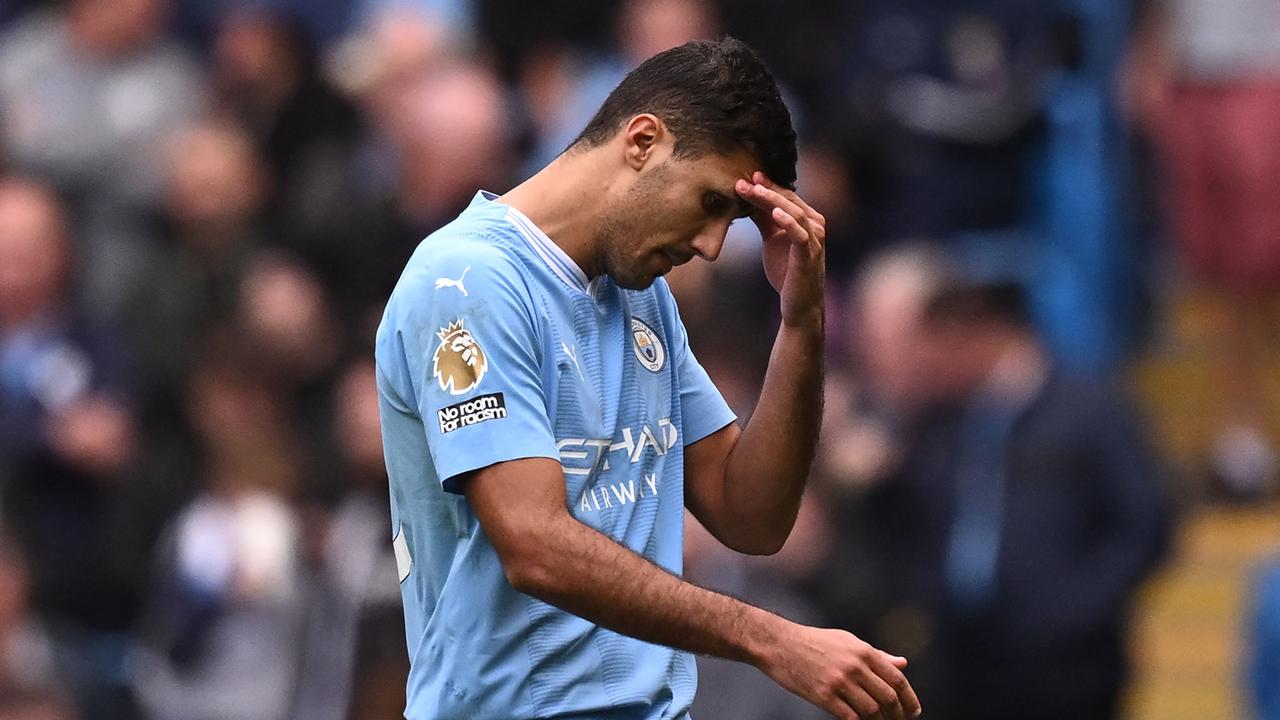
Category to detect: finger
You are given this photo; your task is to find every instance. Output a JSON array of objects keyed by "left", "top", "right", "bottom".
[
  {"left": 771, "top": 206, "right": 809, "bottom": 245},
  {"left": 755, "top": 182, "right": 823, "bottom": 247},
  {"left": 751, "top": 171, "right": 826, "bottom": 226},
  {"left": 742, "top": 182, "right": 808, "bottom": 229},
  {"left": 753, "top": 171, "right": 826, "bottom": 225},
  {"left": 870, "top": 652, "right": 921, "bottom": 718},
  {"left": 837, "top": 685, "right": 882, "bottom": 719},
  {"left": 855, "top": 665, "right": 905, "bottom": 720},
  {"left": 865, "top": 671, "right": 906, "bottom": 717},
  {"left": 736, "top": 177, "right": 807, "bottom": 223},
  {"left": 815, "top": 688, "right": 859, "bottom": 720}
]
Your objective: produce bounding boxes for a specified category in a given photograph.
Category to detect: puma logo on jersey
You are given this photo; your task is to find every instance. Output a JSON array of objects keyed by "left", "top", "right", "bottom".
[
  {"left": 432, "top": 319, "right": 489, "bottom": 395},
  {"left": 434, "top": 267, "right": 470, "bottom": 296}
]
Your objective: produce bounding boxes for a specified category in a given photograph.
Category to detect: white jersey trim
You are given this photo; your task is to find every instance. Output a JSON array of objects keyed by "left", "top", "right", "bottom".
[{"left": 503, "top": 207, "right": 589, "bottom": 294}]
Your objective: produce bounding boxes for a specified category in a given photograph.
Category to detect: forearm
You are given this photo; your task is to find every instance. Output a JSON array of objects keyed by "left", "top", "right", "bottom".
[
  {"left": 509, "top": 513, "right": 784, "bottom": 666},
  {"left": 471, "top": 455, "right": 921, "bottom": 719},
  {"left": 720, "top": 319, "right": 824, "bottom": 544}
]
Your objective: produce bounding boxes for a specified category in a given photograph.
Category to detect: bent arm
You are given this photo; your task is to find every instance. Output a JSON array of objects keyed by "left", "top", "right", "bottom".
[
  {"left": 464, "top": 456, "right": 920, "bottom": 720},
  {"left": 685, "top": 321, "right": 823, "bottom": 555},
  {"left": 466, "top": 457, "right": 782, "bottom": 663}
]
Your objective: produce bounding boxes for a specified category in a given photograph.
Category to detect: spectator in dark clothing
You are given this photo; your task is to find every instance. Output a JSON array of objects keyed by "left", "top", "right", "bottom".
[
  {"left": 832, "top": 1, "right": 1056, "bottom": 247},
  {"left": 122, "top": 117, "right": 269, "bottom": 423},
  {"left": 210, "top": 8, "right": 365, "bottom": 267},
  {"left": 323, "top": 59, "right": 513, "bottom": 339},
  {"left": 290, "top": 359, "right": 406, "bottom": 720},
  {"left": 824, "top": 250, "right": 1173, "bottom": 720},
  {"left": 0, "top": 177, "right": 142, "bottom": 719}
]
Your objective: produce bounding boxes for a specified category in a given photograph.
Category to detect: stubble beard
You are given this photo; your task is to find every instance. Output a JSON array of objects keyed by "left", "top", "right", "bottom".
[
  {"left": 595, "top": 165, "right": 672, "bottom": 290},
  {"left": 594, "top": 204, "right": 656, "bottom": 291}
]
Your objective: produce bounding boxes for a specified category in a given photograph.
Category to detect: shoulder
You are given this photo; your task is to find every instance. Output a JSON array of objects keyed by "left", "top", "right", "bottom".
[
  {"left": 396, "top": 218, "right": 533, "bottom": 301},
  {"left": 381, "top": 219, "right": 543, "bottom": 345}
]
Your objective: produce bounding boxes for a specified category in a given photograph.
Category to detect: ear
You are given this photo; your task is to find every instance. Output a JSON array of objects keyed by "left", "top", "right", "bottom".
[{"left": 622, "top": 114, "right": 668, "bottom": 171}]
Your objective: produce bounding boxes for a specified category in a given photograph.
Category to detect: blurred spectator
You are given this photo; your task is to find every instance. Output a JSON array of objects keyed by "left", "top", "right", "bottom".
[
  {"left": 122, "top": 117, "right": 268, "bottom": 419},
  {"left": 1127, "top": 0, "right": 1280, "bottom": 499},
  {"left": 813, "top": 246, "right": 955, "bottom": 702},
  {"left": 821, "top": 246, "right": 1173, "bottom": 719},
  {"left": 290, "top": 359, "right": 406, "bottom": 720},
  {"left": 831, "top": 1, "right": 1056, "bottom": 247},
  {"left": 212, "top": 252, "right": 346, "bottom": 502},
  {"left": 210, "top": 9, "right": 365, "bottom": 262},
  {"left": 0, "top": 178, "right": 142, "bottom": 718},
  {"left": 517, "top": 0, "right": 718, "bottom": 175},
  {"left": 0, "top": 0, "right": 204, "bottom": 316},
  {"left": 1252, "top": 556, "right": 1280, "bottom": 720},
  {"left": 235, "top": 253, "right": 341, "bottom": 393},
  {"left": 130, "top": 342, "right": 307, "bottom": 720},
  {"left": 327, "top": 4, "right": 451, "bottom": 124},
  {"left": 322, "top": 59, "right": 512, "bottom": 338}
]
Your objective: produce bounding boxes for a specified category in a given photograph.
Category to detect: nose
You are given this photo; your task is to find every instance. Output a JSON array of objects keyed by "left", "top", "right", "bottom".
[{"left": 689, "top": 220, "right": 732, "bottom": 262}]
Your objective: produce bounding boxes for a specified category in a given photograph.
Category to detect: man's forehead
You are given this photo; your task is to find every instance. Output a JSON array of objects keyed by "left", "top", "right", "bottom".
[
  {"left": 707, "top": 146, "right": 759, "bottom": 178},
  {"left": 686, "top": 149, "right": 757, "bottom": 186}
]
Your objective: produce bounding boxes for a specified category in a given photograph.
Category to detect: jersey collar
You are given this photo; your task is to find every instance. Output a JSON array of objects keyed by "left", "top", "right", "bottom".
[{"left": 477, "top": 191, "right": 590, "bottom": 294}]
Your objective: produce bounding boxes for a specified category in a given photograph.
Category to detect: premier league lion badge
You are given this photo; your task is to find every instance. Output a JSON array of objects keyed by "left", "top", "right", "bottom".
[
  {"left": 631, "top": 317, "right": 665, "bottom": 373},
  {"left": 433, "top": 319, "right": 489, "bottom": 394}
]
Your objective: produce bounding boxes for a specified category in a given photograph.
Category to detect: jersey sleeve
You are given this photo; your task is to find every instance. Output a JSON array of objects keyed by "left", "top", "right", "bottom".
[
  {"left": 662, "top": 289, "right": 737, "bottom": 445},
  {"left": 392, "top": 244, "right": 559, "bottom": 493}
]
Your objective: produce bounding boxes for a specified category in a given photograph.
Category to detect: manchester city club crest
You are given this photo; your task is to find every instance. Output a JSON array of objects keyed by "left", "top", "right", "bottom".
[{"left": 630, "top": 317, "right": 665, "bottom": 373}]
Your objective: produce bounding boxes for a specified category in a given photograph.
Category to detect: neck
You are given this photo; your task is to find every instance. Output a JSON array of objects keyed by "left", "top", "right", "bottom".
[{"left": 498, "top": 148, "right": 617, "bottom": 279}]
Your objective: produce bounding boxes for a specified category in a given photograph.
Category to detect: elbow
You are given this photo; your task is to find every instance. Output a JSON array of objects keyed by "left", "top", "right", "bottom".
[
  {"left": 503, "top": 556, "right": 554, "bottom": 596},
  {"left": 709, "top": 506, "right": 800, "bottom": 556},
  {"left": 495, "top": 539, "right": 560, "bottom": 596},
  {"left": 726, "top": 525, "right": 791, "bottom": 556},
  {"left": 735, "top": 536, "right": 787, "bottom": 557}
]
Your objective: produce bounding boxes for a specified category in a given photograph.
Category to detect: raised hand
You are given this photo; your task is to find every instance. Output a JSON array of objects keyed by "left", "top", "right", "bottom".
[{"left": 735, "top": 171, "right": 826, "bottom": 329}]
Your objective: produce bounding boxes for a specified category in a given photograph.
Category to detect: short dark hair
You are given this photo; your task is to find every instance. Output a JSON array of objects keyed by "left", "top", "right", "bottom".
[{"left": 572, "top": 37, "right": 798, "bottom": 189}]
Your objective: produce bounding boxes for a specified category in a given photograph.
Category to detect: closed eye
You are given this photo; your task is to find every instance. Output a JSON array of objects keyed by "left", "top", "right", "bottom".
[{"left": 702, "top": 191, "right": 728, "bottom": 217}]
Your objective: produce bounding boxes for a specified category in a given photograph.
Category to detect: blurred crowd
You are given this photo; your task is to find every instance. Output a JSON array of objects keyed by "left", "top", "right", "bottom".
[{"left": 0, "top": 0, "right": 1277, "bottom": 718}]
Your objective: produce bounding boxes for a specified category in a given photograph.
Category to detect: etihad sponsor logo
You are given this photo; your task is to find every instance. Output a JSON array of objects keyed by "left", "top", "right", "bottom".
[
  {"left": 437, "top": 392, "right": 507, "bottom": 433},
  {"left": 631, "top": 317, "right": 665, "bottom": 373},
  {"left": 557, "top": 418, "right": 678, "bottom": 476},
  {"left": 578, "top": 474, "right": 661, "bottom": 513},
  {"left": 433, "top": 318, "right": 488, "bottom": 395}
]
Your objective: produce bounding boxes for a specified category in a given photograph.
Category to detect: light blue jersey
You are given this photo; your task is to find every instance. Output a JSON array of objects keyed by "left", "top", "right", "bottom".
[{"left": 375, "top": 191, "right": 736, "bottom": 720}]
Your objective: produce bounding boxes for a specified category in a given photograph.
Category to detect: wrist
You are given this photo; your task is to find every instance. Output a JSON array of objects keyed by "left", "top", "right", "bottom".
[
  {"left": 739, "top": 606, "right": 789, "bottom": 669},
  {"left": 778, "top": 312, "right": 824, "bottom": 342}
]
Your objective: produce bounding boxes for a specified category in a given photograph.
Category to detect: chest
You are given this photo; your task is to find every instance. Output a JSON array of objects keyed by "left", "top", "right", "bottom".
[{"left": 541, "top": 289, "right": 680, "bottom": 505}]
